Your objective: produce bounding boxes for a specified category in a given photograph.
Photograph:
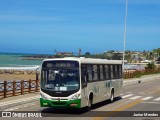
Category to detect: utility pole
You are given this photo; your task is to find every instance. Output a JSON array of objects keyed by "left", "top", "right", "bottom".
[{"left": 123, "top": 0, "right": 128, "bottom": 72}]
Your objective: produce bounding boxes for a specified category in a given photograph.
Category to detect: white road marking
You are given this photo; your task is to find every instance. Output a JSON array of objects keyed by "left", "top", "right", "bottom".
[
  {"left": 129, "top": 96, "right": 141, "bottom": 100},
  {"left": 142, "top": 102, "right": 160, "bottom": 104},
  {"left": 153, "top": 97, "right": 160, "bottom": 101},
  {"left": 141, "top": 97, "right": 153, "bottom": 101},
  {"left": 122, "top": 94, "right": 134, "bottom": 98},
  {"left": 0, "top": 95, "right": 39, "bottom": 107}
]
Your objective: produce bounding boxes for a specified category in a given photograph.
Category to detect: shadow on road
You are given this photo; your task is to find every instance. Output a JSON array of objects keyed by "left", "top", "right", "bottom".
[
  {"left": 41, "top": 97, "right": 122, "bottom": 116},
  {"left": 92, "top": 97, "right": 122, "bottom": 110}
]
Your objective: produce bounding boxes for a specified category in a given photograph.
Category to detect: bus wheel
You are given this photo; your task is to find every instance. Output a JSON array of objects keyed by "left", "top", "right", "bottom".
[
  {"left": 87, "top": 99, "right": 92, "bottom": 111},
  {"left": 110, "top": 90, "right": 114, "bottom": 103}
]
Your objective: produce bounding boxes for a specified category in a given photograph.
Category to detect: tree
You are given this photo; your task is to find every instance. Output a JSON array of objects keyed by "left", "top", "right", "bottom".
[
  {"left": 149, "top": 52, "right": 154, "bottom": 60},
  {"left": 146, "top": 62, "right": 156, "bottom": 69},
  {"left": 125, "top": 51, "right": 132, "bottom": 63},
  {"left": 153, "top": 48, "right": 160, "bottom": 60},
  {"left": 112, "top": 54, "right": 122, "bottom": 60},
  {"left": 153, "top": 48, "right": 160, "bottom": 56},
  {"left": 85, "top": 52, "right": 91, "bottom": 56}
]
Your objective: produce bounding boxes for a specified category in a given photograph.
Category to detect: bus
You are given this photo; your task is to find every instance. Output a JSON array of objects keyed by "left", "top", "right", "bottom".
[{"left": 40, "top": 57, "right": 123, "bottom": 110}]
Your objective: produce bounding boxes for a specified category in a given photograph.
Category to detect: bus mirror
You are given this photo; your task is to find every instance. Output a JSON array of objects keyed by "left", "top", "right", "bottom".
[{"left": 82, "top": 83, "right": 87, "bottom": 88}]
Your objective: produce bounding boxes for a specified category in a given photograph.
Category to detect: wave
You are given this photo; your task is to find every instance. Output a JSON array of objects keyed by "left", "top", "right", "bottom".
[{"left": 0, "top": 65, "right": 40, "bottom": 70}]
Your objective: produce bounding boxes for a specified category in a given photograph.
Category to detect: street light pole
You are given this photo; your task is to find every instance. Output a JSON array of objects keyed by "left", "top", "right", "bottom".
[{"left": 123, "top": 0, "right": 128, "bottom": 72}]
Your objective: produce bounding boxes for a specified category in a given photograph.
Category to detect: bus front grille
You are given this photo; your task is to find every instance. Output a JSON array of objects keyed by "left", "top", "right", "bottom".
[{"left": 52, "top": 102, "right": 67, "bottom": 105}]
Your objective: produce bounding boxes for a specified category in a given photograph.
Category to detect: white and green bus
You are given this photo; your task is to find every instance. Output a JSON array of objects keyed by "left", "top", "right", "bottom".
[{"left": 40, "top": 57, "right": 123, "bottom": 110}]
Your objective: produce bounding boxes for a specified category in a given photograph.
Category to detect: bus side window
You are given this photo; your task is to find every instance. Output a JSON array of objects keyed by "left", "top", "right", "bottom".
[
  {"left": 81, "top": 65, "right": 87, "bottom": 88},
  {"left": 105, "top": 65, "right": 110, "bottom": 80},
  {"left": 110, "top": 65, "right": 114, "bottom": 79},
  {"left": 112, "top": 65, "right": 115, "bottom": 79},
  {"left": 87, "top": 65, "right": 93, "bottom": 81},
  {"left": 93, "top": 65, "right": 98, "bottom": 81},
  {"left": 103, "top": 65, "right": 106, "bottom": 80},
  {"left": 119, "top": 65, "right": 122, "bottom": 78},
  {"left": 115, "top": 65, "right": 118, "bottom": 79},
  {"left": 81, "top": 65, "right": 87, "bottom": 83},
  {"left": 108, "top": 65, "right": 111, "bottom": 79},
  {"left": 117, "top": 65, "right": 120, "bottom": 78},
  {"left": 100, "top": 65, "right": 103, "bottom": 80}
]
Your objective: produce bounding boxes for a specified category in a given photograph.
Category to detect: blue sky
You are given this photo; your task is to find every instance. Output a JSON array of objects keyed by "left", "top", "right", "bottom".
[{"left": 0, "top": 0, "right": 160, "bottom": 54}]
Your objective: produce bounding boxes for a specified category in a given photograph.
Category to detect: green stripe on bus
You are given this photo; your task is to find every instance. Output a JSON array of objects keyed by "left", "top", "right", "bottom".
[{"left": 40, "top": 98, "right": 81, "bottom": 108}]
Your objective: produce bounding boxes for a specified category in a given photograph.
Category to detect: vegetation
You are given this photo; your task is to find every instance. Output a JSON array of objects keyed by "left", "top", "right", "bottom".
[
  {"left": 146, "top": 62, "right": 156, "bottom": 69},
  {"left": 81, "top": 48, "right": 160, "bottom": 62},
  {"left": 23, "top": 48, "right": 160, "bottom": 62}
]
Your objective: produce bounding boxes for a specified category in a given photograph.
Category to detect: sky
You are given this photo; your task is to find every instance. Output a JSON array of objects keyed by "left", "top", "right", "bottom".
[{"left": 0, "top": 0, "right": 160, "bottom": 54}]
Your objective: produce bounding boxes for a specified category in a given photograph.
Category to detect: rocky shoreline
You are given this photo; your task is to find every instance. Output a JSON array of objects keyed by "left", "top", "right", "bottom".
[{"left": 21, "top": 55, "right": 55, "bottom": 60}]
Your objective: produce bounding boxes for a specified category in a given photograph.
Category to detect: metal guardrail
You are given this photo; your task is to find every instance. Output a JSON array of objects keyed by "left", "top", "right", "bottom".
[{"left": 0, "top": 80, "right": 39, "bottom": 99}]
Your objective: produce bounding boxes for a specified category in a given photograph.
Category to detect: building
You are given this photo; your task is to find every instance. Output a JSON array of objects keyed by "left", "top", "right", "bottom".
[{"left": 56, "top": 52, "right": 73, "bottom": 56}]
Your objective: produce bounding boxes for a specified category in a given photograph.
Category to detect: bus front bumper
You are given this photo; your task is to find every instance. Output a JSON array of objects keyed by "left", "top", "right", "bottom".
[{"left": 40, "top": 98, "right": 81, "bottom": 109}]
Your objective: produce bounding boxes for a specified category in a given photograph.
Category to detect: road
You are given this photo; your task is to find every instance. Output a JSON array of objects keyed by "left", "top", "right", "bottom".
[{"left": 3, "top": 78, "right": 160, "bottom": 120}]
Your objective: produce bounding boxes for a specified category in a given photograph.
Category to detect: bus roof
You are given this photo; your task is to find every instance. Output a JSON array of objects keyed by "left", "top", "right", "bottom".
[{"left": 43, "top": 57, "right": 122, "bottom": 65}]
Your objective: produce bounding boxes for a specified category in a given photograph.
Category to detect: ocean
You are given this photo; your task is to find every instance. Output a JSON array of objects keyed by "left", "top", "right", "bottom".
[
  {"left": 0, "top": 53, "right": 145, "bottom": 71},
  {"left": 0, "top": 53, "right": 43, "bottom": 70}
]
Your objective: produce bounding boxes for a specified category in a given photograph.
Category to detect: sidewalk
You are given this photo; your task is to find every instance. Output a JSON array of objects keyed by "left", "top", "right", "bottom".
[{"left": 0, "top": 92, "right": 39, "bottom": 111}]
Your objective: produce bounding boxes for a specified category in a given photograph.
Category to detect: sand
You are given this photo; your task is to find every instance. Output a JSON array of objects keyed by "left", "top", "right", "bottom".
[{"left": 0, "top": 74, "right": 39, "bottom": 81}]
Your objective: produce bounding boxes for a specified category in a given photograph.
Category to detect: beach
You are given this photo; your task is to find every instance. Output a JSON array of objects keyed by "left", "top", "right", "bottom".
[
  {"left": 0, "top": 74, "right": 37, "bottom": 81},
  {"left": 0, "top": 66, "right": 40, "bottom": 81},
  {"left": 0, "top": 53, "right": 42, "bottom": 82}
]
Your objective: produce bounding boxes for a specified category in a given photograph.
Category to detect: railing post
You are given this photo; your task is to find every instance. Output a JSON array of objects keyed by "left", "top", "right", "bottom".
[
  {"left": 133, "top": 71, "right": 136, "bottom": 77},
  {"left": 4, "top": 81, "right": 7, "bottom": 98},
  {"left": 125, "top": 72, "right": 127, "bottom": 79},
  {"left": 36, "top": 79, "right": 39, "bottom": 92},
  {"left": 28, "top": 79, "right": 31, "bottom": 93},
  {"left": 127, "top": 71, "right": 129, "bottom": 78},
  {"left": 36, "top": 69, "right": 39, "bottom": 80},
  {"left": 21, "top": 80, "right": 24, "bottom": 95},
  {"left": 124, "top": 72, "right": 126, "bottom": 79},
  {"left": 129, "top": 72, "right": 131, "bottom": 78},
  {"left": 131, "top": 72, "right": 133, "bottom": 78},
  {"left": 127, "top": 71, "right": 129, "bottom": 79},
  {"left": 13, "top": 80, "right": 16, "bottom": 96}
]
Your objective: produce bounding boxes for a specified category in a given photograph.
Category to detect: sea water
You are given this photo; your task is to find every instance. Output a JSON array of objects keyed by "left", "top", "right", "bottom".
[
  {"left": 0, "top": 53, "right": 43, "bottom": 70},
  {"left": 0, "top": 53, "right": 145, "bottom": 70}
]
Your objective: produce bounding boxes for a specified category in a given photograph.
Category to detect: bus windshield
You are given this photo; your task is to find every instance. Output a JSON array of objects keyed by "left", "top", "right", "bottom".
[{"left": 41, "top": 61, "right": 80, "bottom": 92}]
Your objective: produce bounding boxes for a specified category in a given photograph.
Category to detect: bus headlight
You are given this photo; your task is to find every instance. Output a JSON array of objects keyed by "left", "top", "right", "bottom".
[
  {"left": 70, "top": 94, "right": 80, "bottom": 100},
  {"left": 40, "top": 93, "right": 48, "bottom": 100}
]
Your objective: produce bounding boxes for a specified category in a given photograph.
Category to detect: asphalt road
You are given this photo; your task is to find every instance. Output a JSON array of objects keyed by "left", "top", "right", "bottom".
[{"left": 2, "top": 78, "right": 160, "bottom": 120}]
